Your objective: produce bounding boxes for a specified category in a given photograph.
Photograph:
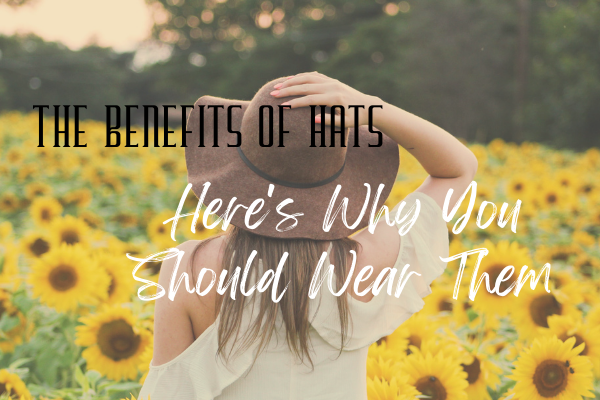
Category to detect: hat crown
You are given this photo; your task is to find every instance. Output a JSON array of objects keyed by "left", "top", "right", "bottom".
[{"left": 240, "top": 78, "right": 348, "bottom": 185}]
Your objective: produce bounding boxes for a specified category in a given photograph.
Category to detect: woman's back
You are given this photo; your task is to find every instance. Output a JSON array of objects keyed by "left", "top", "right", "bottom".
[{"left": 139, "top": 192, "right": 450, "bottom": 400}]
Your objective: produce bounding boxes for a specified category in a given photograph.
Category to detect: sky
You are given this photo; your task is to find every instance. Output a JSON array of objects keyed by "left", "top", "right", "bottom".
[{"left": 0, "top": 0, "right": 153, "bottom": 51}]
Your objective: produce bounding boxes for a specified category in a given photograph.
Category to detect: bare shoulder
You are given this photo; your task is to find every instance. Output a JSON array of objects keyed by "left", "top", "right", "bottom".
[{"left": 152, "top": 237, "right": 226, "bottom": 365}]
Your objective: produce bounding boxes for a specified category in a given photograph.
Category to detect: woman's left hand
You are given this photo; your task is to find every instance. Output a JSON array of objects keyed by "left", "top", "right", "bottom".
[{"left": 269, "top": 71, "right": 380, "bottom": 128}]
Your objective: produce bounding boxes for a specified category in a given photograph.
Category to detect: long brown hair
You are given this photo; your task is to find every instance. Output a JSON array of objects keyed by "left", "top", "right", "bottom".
[{"left": 189, "top": 225, "right": 360, "bottom": 369}]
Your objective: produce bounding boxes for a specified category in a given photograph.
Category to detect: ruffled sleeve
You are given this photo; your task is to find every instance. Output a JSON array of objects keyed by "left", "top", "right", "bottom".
[{"left": 309, "top": 191, "right": 449, "bottom": 351}]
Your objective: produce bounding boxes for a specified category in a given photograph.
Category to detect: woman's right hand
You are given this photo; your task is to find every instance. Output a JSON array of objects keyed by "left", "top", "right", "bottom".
[{"left": 270, "top": 71, "right": 381, "bottom": 128}]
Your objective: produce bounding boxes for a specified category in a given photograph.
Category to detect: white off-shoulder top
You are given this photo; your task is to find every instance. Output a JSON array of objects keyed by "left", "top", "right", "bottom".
[{"left": 138, "top": 192, "right": 449, "bottom": 400}]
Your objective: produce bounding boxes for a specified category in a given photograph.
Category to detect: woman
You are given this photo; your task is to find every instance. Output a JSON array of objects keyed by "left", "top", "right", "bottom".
[{"left": 139, "top": 72, "right": 477, "bottom": 399}]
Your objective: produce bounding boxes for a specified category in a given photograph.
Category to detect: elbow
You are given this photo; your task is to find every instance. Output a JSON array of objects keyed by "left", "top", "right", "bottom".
[{"left": 466, "top": 150, "right": 478, "bottom": 181}]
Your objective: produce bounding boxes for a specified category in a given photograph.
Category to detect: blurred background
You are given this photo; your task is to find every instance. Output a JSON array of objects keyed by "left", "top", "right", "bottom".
[{"left": 0, "top": 0, "right": 599, "bottom": 149}]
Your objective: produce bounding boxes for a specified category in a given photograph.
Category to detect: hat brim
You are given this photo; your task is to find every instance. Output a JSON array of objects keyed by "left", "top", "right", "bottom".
[{"left": 185, "top": 95, "right": 400, "bottom": 240}]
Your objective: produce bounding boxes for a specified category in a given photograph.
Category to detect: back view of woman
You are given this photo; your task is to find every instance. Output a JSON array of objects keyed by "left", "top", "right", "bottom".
[{"left": 139, "top": 72, "right": 478, "bottom": 400}]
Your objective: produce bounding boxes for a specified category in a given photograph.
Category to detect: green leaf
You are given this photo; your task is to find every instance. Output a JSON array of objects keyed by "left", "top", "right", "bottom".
[
  {"left": 466, "top": 308, "right": 479, "bottom": 322},
  {"left": 8, "top": 357, "right": 32, "bottom": 370},
  {"left": 85, "top": 369, "right": 102, "bottom": 387},
  {"left": 74, "top": 365, "right": 89, "bottom": 393}
]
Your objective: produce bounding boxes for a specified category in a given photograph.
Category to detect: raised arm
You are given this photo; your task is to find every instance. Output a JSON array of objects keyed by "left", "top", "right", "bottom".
[{"left": 272, "top": 71, "right": 478, "bottom": 209}]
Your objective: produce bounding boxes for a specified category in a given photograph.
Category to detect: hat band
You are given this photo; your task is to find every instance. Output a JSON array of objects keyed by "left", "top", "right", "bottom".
[{"left": 237, "top": 147, "right": 346, "bottom": 189}]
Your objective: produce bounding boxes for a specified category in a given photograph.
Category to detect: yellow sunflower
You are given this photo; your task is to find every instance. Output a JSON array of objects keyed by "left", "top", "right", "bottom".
[
  {"left": 29, "top": 196, "right": 63, "bottom": 227},
  {"left": 28, "top": 244, "right": 109, "bottom": 312},
  {"left": 0, "top": 192, "right": 20, "bottom": 213},
  {"left": 509, "top": 336, "right": 594, "bottom": 400},
  {"left": 0, "top": 244, "right": 20, "bottom": 289},
  {"left": 94, "top": 252, "right": 134, "bottom": 304},
  {"left": 366, "top": 376, "right": 420, "bottom": 400},
  {"left": 545, "top": 315, "right": 600, "bottom": 377},
  {"left": 62, "top": 188, "right": 93, "bottom": 208},
  {"left": 49, "top": 215, "right": 91, "bottom": 248},
  {"left": 24, "top": 182, "right": 52, "bottom": 200},
  {"left": 511, "top": 286, "right": 580, "bottom": 341},
  {"left": 535, "top": 243, "right": 582, "bottom": 265},
  {"left": 469, "top": 240, "right": 532, "bottom": 317},
  {"left": 0, "top": 289, "right": 28, "bottom": 353},
  {"left": 146, "top": 210, "right": 178, "bottom": 248},
  {"left": 460, "top": 350, "right": 502, "bottom": 400},
  {"left": 400, "top": 351, "right": 469, "bottom": 400},
  {"left": 0, "top": 369, "right": 32, "bottom": 399},
  {"left": 20, "top": 231, "right": 52, "bottom": 259},
  {"left": 76, "top": 306, "right": 152, "bottom": 381},
  {"left": 383, "top": 314, "right": 439, "bottom": 355}
]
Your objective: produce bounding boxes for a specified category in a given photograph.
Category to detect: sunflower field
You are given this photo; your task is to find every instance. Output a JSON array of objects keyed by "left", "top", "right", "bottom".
[{"left": 0, "top": 110, "right": 599, "bottom": 400}]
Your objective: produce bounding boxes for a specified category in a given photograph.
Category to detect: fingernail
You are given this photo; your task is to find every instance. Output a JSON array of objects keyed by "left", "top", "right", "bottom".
[
  {"left": 270, "top": 90, "right": 279, "bottom": 96},
  {"left": 273, "top": 83, "right": 282, "bottom": 89},
  {"left": 280, "top": 101, "right": 290, "bottom": 106},
  {"left": 286, "top": 76, "right": 294, "bottom": 80}
]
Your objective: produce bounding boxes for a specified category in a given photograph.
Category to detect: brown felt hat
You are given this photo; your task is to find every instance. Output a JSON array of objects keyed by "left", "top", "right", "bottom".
[{"left": 185, "top": 76, "right": 399, "bottom": 240}]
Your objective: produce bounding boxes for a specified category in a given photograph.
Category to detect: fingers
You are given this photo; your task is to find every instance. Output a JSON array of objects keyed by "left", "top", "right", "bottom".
[
  {"left": 279, "top": 93, "right": 338, "bottom": 109},
  {"left": 271, "top": 82, "right": 334, "bottom": 98},
  {"left": 315, "top": 113, "right": 353, "bottom": 128},
  {"left": 274, "top": 72, "right": 331, "bottom": 90}
]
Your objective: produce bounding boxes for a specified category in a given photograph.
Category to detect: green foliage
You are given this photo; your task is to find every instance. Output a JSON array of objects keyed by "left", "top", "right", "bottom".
[{"left": 0, "top": 0, "right": 599, "bottom": 148}]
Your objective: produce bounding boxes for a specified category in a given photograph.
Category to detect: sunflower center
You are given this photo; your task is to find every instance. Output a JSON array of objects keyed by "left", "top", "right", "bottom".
[
  {"left": 488, "top": 265, "right": 516, "bottom": 293},
  {"left": 0, "top": 382, "right": 7, "bottom": 396},
  {"left": 157, "top": 226, "right": 165, "bottom": 234},
  {"left": 415, "top": 376, "right": 447, "bottom": 400},
  {"left": 61, "top": 229, "right": 80, "bottom": 245},
  {"left": 529, "top": 294, "right": 562, "bottom": 328},
  {"left": 30, "top": 238, "right": 50, "bottom": 257},
  {"left": 438, "top": 299, "right": 453, "bottom": 312},
  {"left": 97, "top": 319, "right": 141, "bottom": 361},
  {"left": 559, "top": 334, "right": 587, "bottom": 356},
  {"left": 461, "top": 357, "right": 481, "bottom": 384},
  {"left": 49, "top": 264, "right": 78, "bottom": 291},
  {"left": 41, "top": 208, "right": 51, "bottom": 221},
  {"left": 406, "top": 335, "right": 422, "bottom": 354},
  {"left": 546, "top": 194, "right": 557, "bottom": 204},
  {"left": 514, "top": 183, "right": 523, "bottom": 191},
  {"left": 533, "top": 360, "right": 568, "bottom": 397}
]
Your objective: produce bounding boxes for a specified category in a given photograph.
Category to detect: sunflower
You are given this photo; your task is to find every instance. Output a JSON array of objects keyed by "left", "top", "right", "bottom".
[
  {"left": 0, "top": 289, "right": 27, "bottom": 353},
  {"left": 545, "top": 315, "right": 600, "bottom": 377},
  {"left": 509, "top": 336, "right": 594, "bottom": 400},
  {"left": 511, "top": 286, "right": 581, "bottom": 342},
  {"left": 29, "top": 196, "right": 63, "bottom": 226},
  {"left": 383, "top": 314, "right": 439, "bottom": 355},
  {"left": 421, "top": 286, "right": 455, "bottom": 322},
  {"left": 79, "top": 210, "right": 104, "bottom": 229},
  {"left": 460, "top": 350, "right": 502, "bottom": 400},
  {"left": 535, "top": 244, "right": 582, "bottom": 265},
  {"left": 469, "top": 240, "right": 532, "bottom": 317},
  {"left": 506, "top": 176, "right": 532, "bottom": 201},
  {"left": 49, "top": 215, "right": 91, "bottom": 248},
  {"left": 24, "top": 182, "right": 52, "bottom": 200},
  {"left": 62, "top": 188, "right": 93, "bottom": 208},
  {"left": 27, "top": 244, "right": 109, "bottom": 312},
  {"left": 76, "top": 306, "right": 152, "bottom": 381},
  {"left": 20, "top": 232, "right": 52, "bottom": 259},
  {"left": 94, "top": 252, "right": 134, "bottom": 304},
  {"left": 400, "top": 351, "right": 469, "bottom": 400},
  {"left": 183, "top": 212, "right": 220, "bottom": 241},
  {"left": 0, "top": 244, "right": 20, "bottom": 289},
  {"left": 0, "top": 192, "right": 19, "bottom": 213},
  {"left": 146, "top": 210, "right": 178, "bottom": 248},
  {"left": 0, "top": 369, "right": 32, "bottom": 399},
  {"left": 366, "top": 376, "right": 420, "bottom": 400}
]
